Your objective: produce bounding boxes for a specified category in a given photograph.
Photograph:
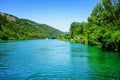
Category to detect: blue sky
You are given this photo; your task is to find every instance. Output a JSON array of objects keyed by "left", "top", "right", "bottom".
[{"left": 0, "top": 0, "right": 100, "bottom": 32}]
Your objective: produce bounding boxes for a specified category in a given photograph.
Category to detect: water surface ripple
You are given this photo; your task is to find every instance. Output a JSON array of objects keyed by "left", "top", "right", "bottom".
[{"left": 0, "top": 39, "right": 120, "bottom": 80}]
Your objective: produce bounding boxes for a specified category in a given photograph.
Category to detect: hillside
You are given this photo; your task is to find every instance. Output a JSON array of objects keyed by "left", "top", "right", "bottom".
[{"left": 0, "top": 12, "right": 63, "bottom": 40}]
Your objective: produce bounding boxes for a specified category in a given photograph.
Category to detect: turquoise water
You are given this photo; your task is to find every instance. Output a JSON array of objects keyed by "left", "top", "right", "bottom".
[{"left": 0, "top": 39, "right": 120, "bottom": 80}]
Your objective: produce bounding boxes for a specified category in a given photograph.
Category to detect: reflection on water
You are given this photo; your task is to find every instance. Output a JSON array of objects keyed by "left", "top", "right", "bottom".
[
  {"left": 0, "top": 39, "right": 120, "bottom": 79},
  {"left": 87, "top": 47, "right": 120, "bottom": 79}
]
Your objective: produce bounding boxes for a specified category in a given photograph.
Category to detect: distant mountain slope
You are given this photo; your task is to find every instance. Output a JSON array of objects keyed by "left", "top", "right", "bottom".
[{"left": 0, "top": 12, "right": 63, "bottom": 40}]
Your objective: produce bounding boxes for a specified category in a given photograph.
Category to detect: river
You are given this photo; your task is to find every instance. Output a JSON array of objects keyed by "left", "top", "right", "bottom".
[{"left": 0, "top": 39, "right": 120, "bottom": 80}]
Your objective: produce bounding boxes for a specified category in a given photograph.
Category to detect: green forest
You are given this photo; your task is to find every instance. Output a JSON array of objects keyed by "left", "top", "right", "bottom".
[
  {"left": 1, "top": 0, "right": 120, "bottom": 52},
  {"left": 60, "top": 0, "right": 120, "bottom": 52},
  {"left": 0, "top": 12, "right": 63, "bottom": 40}
]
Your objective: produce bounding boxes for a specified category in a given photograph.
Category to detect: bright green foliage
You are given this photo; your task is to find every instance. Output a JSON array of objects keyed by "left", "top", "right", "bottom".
[
  {"left": 62, "top": 0, "right": 120, "bottom": 52},
  {"left": 0, "top": 13, "right": 63, "bottom": 40},
  {"left": 88, "top": 0, "right": 120, "bottom": 51},
  {"left": 70, "top": 22, "right": 84, "bottom": 38},
  {"left": 69, "top": 22, "right": 89, "bottom": 44}
]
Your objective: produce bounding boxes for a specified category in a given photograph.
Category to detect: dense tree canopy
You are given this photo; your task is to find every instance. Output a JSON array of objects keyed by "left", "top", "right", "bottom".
[{"left": 61, "top": 0, "right": 120, "bottom": 52}]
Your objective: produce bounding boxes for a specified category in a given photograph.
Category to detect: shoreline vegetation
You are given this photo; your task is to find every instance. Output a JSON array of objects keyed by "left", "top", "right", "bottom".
[
  {"left": 0, "top": 0, "right": 120, "bottom": 52},
  {"left": 59, "top": 0, "right": 120, "bottom": 52}
]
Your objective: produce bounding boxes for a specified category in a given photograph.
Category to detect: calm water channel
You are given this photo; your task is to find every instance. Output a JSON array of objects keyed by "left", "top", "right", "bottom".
[{"left": 0, "top": 39, "right": 120, "bottom": 80}]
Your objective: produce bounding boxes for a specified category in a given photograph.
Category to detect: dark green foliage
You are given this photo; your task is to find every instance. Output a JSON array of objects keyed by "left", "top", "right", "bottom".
[
  {"left": 0, "top": 12, "right": 63, "bottom": 40},
  {"left": 88, "top": 0, "right": 120, "bottom": 51},
  {"left": 62, "top": 0, "right": 120, "bottom": 52}
]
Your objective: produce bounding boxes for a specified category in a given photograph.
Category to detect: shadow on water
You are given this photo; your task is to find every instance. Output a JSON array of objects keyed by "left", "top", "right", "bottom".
[
  {"left": 68, "top": 42, "right": 120, "bottom": 79},
  {"left": 86, "top": 46, "right": 120, "bottom": 79}
]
